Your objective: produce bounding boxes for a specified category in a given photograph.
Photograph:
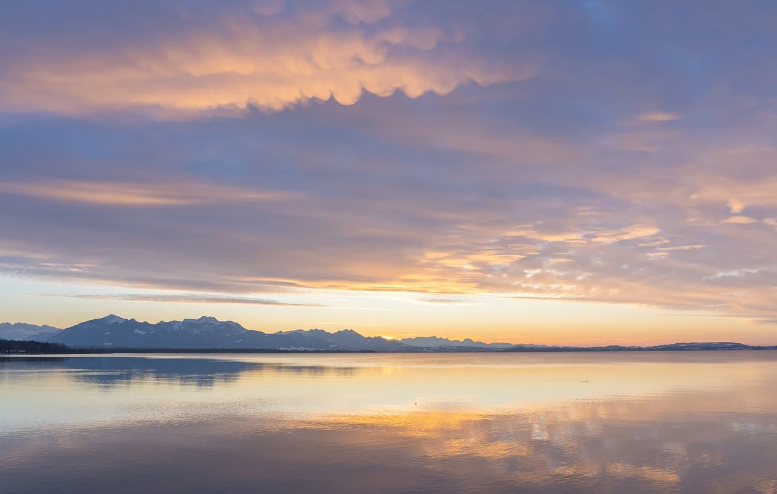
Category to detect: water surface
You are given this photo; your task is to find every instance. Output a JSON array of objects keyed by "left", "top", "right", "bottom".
[{"left": 2, "top": 352, "right": 777, "bottom": 493}]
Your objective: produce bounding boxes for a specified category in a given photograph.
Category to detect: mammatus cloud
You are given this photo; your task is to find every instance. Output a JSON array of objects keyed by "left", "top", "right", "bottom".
[{"left": 0, "top": 0, "right": 531, "bottom": 115}]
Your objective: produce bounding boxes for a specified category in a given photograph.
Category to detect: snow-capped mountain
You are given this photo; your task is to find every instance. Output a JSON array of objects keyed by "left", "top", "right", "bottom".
[
  {"left": 47, "top": 315, "right": 408, "bottom": 350},
  {"left": 283, "top": 329, "right": 408, "bottom": 351},
  {"left": 400, "top": 335, "right": 513, "bottom": 349},
  {"left": 0, "top": 322, "right": 61, "bottom": 341}
]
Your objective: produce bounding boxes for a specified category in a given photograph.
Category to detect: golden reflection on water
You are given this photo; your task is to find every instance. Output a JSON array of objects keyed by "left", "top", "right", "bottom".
[{"left": 2, "top": 353, "right": 777, "bottom": 493}]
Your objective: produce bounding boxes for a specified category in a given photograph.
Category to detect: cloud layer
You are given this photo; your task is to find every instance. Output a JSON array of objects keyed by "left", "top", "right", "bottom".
[
  {"left": 0, "top": 0, "right": 529, "bottom": 114},
  {"left": 2, "top": 0, "right": 777, "bottom": 330}
]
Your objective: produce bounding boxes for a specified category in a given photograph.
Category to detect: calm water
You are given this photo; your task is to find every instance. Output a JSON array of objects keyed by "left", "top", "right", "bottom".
[{"left": 2, "top": 352, "right": 777, "bottom": 493}]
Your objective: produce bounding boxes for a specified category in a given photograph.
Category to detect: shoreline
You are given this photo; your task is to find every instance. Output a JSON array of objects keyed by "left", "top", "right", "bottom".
[{"left": 4, "top": 347, "right": 777, "bottom": 356}]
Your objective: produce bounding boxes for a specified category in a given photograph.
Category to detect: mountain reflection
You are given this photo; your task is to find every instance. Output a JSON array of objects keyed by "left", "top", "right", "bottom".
[{"left": 1, "top": 356, "right": 361, "bottom": 388}]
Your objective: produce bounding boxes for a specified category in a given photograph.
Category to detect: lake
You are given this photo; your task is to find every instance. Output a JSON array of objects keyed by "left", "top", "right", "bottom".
[{"left": 2, "top": 352, "right": 777, "bottom": 493}]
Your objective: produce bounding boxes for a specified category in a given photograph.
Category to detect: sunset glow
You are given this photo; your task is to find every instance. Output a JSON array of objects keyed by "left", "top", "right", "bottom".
[{"left": 2, "top": 0, "right": 777, "bottom": 345}]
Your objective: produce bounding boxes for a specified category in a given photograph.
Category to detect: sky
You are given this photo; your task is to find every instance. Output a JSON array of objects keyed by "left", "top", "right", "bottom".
[{"left": 1, "top": 0, "right": 777, "bottom": 345}]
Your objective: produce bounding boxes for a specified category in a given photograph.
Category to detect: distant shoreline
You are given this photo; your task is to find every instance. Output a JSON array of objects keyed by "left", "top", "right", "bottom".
[{"left": 3, "top": 339, "right": 777, "bottom": 356}]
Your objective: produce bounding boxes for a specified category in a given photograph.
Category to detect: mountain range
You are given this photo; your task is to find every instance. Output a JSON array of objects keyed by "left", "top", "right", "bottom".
[
  {"left": 2, "top": 315, "right": 775, "bottom": 352},
  {"left": 0, "top": 322, "right": 61, "bottom": 341},
  {"left": 2, "top": 315, "right": 448, "bottom": 351}
]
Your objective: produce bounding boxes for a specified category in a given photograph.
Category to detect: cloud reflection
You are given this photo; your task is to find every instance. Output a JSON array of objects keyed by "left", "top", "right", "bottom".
[{"left": 3, "top": 353, "right": 777, "bottom": 493}]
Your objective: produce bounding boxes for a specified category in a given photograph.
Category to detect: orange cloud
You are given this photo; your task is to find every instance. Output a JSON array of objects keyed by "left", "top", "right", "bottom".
[
  {"left": 0, "top": 180, "right": 294, "bottom": 206},
  {"left": 728, "top": 198, "right": 745, "bottom": 214},
  {"left": 506, "top": 224, "right": 660, "bottom": 245},
  {"left": 637, "top": 111, "right": 680, "bottom": 122},
  {"left": 723, "top": 216, "right": 758, "bottom": 224},
  {"left": 0, "top": 4, "right": 532, "bottom": 115}
]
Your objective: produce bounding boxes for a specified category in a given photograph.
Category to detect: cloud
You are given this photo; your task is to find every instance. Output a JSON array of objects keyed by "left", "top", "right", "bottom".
[
  {"left": 657, "top": 245, "right": 705, "bottom": 252},
  {"left": 590, "top": 224, "right": 661, "bottom": 244},
  {"left": 0, "top": 180, "right": 295, "bottom": 206},
  {"left": 728, "top": 198, "right": 745, "bottom": 214},
  {"left": 723, "top": 216, "right": 758, "bottom": 225},
  {"left": 250, "top": 0, "right": 286, "bottom": 17},
  {"left": 507, "top": 224, "right": 660, "bottom": 245},
  {"left": 41, "top": 293, "right": 324, "bottom": 307},
  {"left": 0, "top": 0, "right": 531, "bottom": 115},
  {"left": 637, "top": 112, "right": 680, "bottom": 122},
  {"left": 3, "top": 0, "right": 777, "bottom": 333},
  {"left": 416, "top": 297, "right": 473, "bottom": 305}
]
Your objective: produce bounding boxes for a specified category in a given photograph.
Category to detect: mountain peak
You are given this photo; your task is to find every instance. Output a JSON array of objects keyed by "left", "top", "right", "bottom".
[
  {"left": 100, "top": 314, "right": 127, "bottom": 324},
  {"left": 0, "top": 322, "right": 61, "bottom": 341},
  {"left": 195, "top": 316, "right": 219, "bottom": 324},
  {"left": 179, "top": 316, "right": 220, "bottom": 324}
]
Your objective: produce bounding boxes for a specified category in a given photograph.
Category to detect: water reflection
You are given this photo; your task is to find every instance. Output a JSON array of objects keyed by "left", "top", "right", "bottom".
[
  {"left": 1, "top": 355, "right": 360, "bottom": 388},
  {"left": 2, "top": 353, "right": 777, "bottom": 493}
]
